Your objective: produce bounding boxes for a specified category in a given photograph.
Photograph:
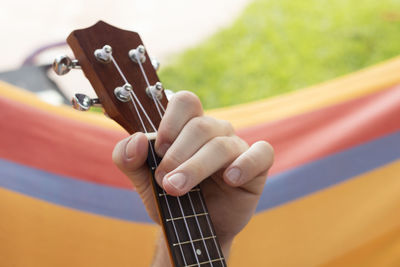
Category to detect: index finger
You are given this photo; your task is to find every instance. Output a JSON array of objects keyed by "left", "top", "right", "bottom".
[{"left": 154, "top": 91, "right": 203, "bottom": 156}]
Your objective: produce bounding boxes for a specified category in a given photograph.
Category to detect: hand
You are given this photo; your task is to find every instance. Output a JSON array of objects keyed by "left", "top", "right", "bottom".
[{"left": 112, "top": 91, "right": 274, "bottom": 265}]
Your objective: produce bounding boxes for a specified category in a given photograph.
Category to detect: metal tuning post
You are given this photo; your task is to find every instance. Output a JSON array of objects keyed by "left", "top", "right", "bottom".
[
  {"left": 94, "top": 45, "right": 112, "bottom": 63},
  {"left": 146, "top": 82, "right": 164, "bottom": 100},
  {"left": 129, "top": 45, "right": 146, "bottom": 63},
  {"left": 53, "top": 55, "right": 81, "bottom": 75},
  {"left": 151, "top": 57, "right": 160, "bottom": 71},
  {"left": 71, "top": 93, "right": 101, "bottom": 111},
  {"left": 114, "top": 83, "right": 132, "bottom": 102}
]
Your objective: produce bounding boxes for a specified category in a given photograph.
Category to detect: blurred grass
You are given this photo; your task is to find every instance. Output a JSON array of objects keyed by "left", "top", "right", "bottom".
[{"left": 159, "top": 0, "right": 400, "bottom": 109}]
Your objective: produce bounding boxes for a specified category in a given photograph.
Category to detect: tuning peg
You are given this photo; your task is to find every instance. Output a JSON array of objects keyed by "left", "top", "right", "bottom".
[
  {"left": 71, "top": 93, "right": 101, "bottom": 111},
  {"left": 151, "top": 57, "right": 160, "bottom": 71},
  {"left": 53, "top": 55, "right": 81, "bottom": 75}
]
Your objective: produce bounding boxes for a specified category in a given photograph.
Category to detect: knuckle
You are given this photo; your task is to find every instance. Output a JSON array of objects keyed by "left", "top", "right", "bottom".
[
  {"left": 220, "top": 119, "right": 235, "bottom": 134},
  {"left": 162, "top": 152, "right": 183, "bottom": 170},
  {"left": 188, "top": 117, "right": 213, "bottom": 136},
  {"left": 172, "top": 91, "right": 202, "bottom": 112},
  {"left": 210, "top": 136, "right": 230, "bottom": 155},
  {"left": 157, "top": 123, "right": 175, "bottom": 144},
  {"left": 186, "top": 163, "right": 203, "bottom": 182}
]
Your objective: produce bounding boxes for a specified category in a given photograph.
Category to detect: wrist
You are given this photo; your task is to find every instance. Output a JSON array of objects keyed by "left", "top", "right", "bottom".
[{"left": 151, "top": 233, "right": 172, "bottom": 267}]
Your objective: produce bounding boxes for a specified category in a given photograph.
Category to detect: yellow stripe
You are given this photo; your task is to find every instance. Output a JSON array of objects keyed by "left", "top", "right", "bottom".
[
  {"left": 229, "top": 161, "right": 400, "bottom": 267},
  {"left": 1, "top": 163, "right": 399, "bottom": 266},
  {"left": 0, "top": 81, "right": 124, "bottom": 132},
  {"left": 0, "top": 188, "right": 157, "bottom": 267},
  {"left": 207, "top": 56, "right": 400, "bottom": 128},
  {"left": 3, "top": 56, "right": 400, "bottom": 130}
]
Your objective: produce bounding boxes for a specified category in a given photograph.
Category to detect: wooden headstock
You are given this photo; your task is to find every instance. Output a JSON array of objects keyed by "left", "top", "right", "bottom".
[{"left": 66, "top": 20, "right": 167, "bottom": 134}]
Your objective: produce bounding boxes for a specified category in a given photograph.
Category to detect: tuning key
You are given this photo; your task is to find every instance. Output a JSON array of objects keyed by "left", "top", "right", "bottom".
[
  {"left": 53, "top": 55, "right": 81, "bottom": 75},
  {"left": 71, "top": 93, "right": 101, "bottom": 111},
  {"left": 151, "top": 57, "right": 160, "bottom": 71}
]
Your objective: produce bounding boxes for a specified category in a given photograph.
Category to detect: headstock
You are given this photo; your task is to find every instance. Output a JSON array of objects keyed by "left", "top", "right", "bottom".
[{"left": 53, "top": 21, "right": 166, "bottom": 134}]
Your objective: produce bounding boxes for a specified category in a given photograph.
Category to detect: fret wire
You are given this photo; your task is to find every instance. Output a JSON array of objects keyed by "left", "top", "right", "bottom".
[
  {"left": 197, "top": 190, "right": 225, "bottom": 266},
  {"left": 149, "top": 144, "right": 189, "bottom": 266},
  {"left": 159, "top": 188, "right": 200, "bottom": 197},
  {"left": 173, "top": 235, "right": 216, "bottom": 247},
  {"left": 184, "top": 257, "right": 226, "bottom": 267},
  {"left": 187, "top": 191, "right": 213, "bottom": 265},
  {"left": 166, "top": 212, "right": 208, "bottom": 222},
  {"left": 175, "top": 195, "right": 201, "bottom": 265}
]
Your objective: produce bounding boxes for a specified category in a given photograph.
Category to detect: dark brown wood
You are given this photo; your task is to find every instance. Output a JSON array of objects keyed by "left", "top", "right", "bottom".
[
  {"left": 66, "top": 21, "right": 226, "bottom": 267},
  {"left": 67, "top": 21, "right": 167, "bottom": 134}
]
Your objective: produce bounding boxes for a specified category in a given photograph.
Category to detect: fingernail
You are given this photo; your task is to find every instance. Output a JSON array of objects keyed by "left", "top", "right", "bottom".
[
  {"left": 226, "top": 168, "right": 241, "bottom": 184},
  {"left": 158, "top": 143, "right": 171, "bottom": 156},
  {"left": 125, "top": 134, "right": 138, "bottom": 160},
  {"left": 167, "top": 173, "right": 187, "bottom": 190}
]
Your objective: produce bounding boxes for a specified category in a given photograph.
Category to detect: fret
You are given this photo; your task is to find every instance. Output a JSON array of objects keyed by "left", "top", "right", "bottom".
[
  {"left": 166, "top": 212, "right": 209, "bottom": 222},
  {"left": 147, "top": 141, "right": 225, "bottom": 266},
  {"left": 172, "top": 235, "right": 224, "bottom": 267},
  {"left": 158, "top": 188, "right": 200, "bottom": 197},
  {"left": 185, "top": 257, "right": 226, "bottom": 267},
  {"left": 173, "top": 235, "right": 217, "bottom": 247}
]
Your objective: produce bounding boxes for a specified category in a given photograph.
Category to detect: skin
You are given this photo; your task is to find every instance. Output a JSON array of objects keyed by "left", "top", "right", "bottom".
[{"left": 112, "top": 91, "right": 274, "bottom": 266}]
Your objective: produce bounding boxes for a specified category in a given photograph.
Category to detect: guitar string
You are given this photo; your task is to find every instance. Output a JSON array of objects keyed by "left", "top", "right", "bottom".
[
  {"left": 135, "top": 52, "right": 222, "bottom": 266},
  {"left": 197, "top": 190, "right": 225, "bottom": 266},
  {"left": 113, "top": 51, "right": 225, "bottom": 266},
  {"left": 134, "top": 52, "right": 204, "bottom": 266},
  {"left": 186, "top": 189, "right": 214, "bottom": 265},
  {"left": 111, "top": 56, "right": 157, "bottom": 132},
  {"left": 136, "top": 55, "right": 223, "bottom": 265},
  {"left": 136, "top": 58, "right": 166, "bottom": 114},
  {"left": 109, "top": 55, "right": 188, "bottom": 266},
  {"left": 135, "top": 54, "right": 165, "bottom": 118}
]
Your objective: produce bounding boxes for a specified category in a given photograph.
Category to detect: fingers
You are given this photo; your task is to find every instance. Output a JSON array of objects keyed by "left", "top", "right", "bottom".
[
  {"left": 112, "top": 132, "right": 150, "bottom": 190},
  {"left": 160, "top": 135, "right": 249, "bottom": 196},
  {"left": 155, "top": 91, "right": 203, "bottom": 156},
  {"left": 157, "top": 116, "right": 234, "bottom": 175},
  {"left": 223, "top": 141, "right": 274, "bottom": 194}
]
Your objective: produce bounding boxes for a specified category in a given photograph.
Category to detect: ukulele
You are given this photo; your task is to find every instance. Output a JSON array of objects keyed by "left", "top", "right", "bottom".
[{"left": 53, "top": 21, "right": 226, "bottom": 267}]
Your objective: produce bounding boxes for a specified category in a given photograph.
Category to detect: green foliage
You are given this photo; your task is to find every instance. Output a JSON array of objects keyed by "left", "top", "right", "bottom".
[{"left": 159, "top": 0, "right": 400, "bottom": 109}]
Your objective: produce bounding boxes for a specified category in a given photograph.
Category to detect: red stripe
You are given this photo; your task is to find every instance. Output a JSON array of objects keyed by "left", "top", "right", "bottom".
[
  {"left": 1, "top": 85, "right": 399, "bottom": 189},
  {"left": 237, "top": 85, "right": 400, "bottom": 176},
  {"left": 0, "top": 97, "right": 131, "bottom": 189}
]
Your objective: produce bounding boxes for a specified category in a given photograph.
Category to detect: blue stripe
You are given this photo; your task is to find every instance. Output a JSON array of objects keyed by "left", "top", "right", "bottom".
[
  {"left": 0, "top": 131, "right": 399, "bottom": 223},
  {"left": 0, "top": 159, "right": 151, "bottom": 222},
  {"left": 257, "top": 131, "right": 400, "bottom": 212}
]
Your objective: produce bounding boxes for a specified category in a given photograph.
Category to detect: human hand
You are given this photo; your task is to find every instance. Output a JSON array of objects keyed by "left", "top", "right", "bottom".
[{"left": 112, "top": 91, "right": 274, "bottom": 265}]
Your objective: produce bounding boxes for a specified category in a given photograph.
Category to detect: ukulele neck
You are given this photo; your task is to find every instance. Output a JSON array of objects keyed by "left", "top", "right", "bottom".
[{"left": 146, "top": 141, "right": 226, "bottom": 266}]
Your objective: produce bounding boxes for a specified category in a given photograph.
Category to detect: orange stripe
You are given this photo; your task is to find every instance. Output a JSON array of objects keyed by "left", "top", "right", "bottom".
[
  {"left": 229, "top": 161, "right": 400, "bottom": 266},
  {"left": 321, "top": 226, "right": 400, "bottom": 267},
  {"left": 0, "top": 188, "right": 158, "bottom": 267}
]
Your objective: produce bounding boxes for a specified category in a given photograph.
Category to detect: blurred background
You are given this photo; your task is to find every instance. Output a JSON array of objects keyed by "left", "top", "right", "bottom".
[
  {"left": 1, "top": 1, "right": 400, "bottom": 266},
  {"left": 2, "top": 0, "right": 400, "bottom": 108}
]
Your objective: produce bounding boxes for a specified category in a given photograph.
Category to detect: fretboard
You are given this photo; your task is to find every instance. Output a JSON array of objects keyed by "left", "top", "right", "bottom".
[{"left": 146, "top": 141, "right": 226, "bottom": 267}]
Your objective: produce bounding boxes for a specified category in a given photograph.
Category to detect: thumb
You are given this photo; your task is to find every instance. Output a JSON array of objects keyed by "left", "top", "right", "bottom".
[{"left": 112, "top": 132, "right": 149, "bottom": 190}]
